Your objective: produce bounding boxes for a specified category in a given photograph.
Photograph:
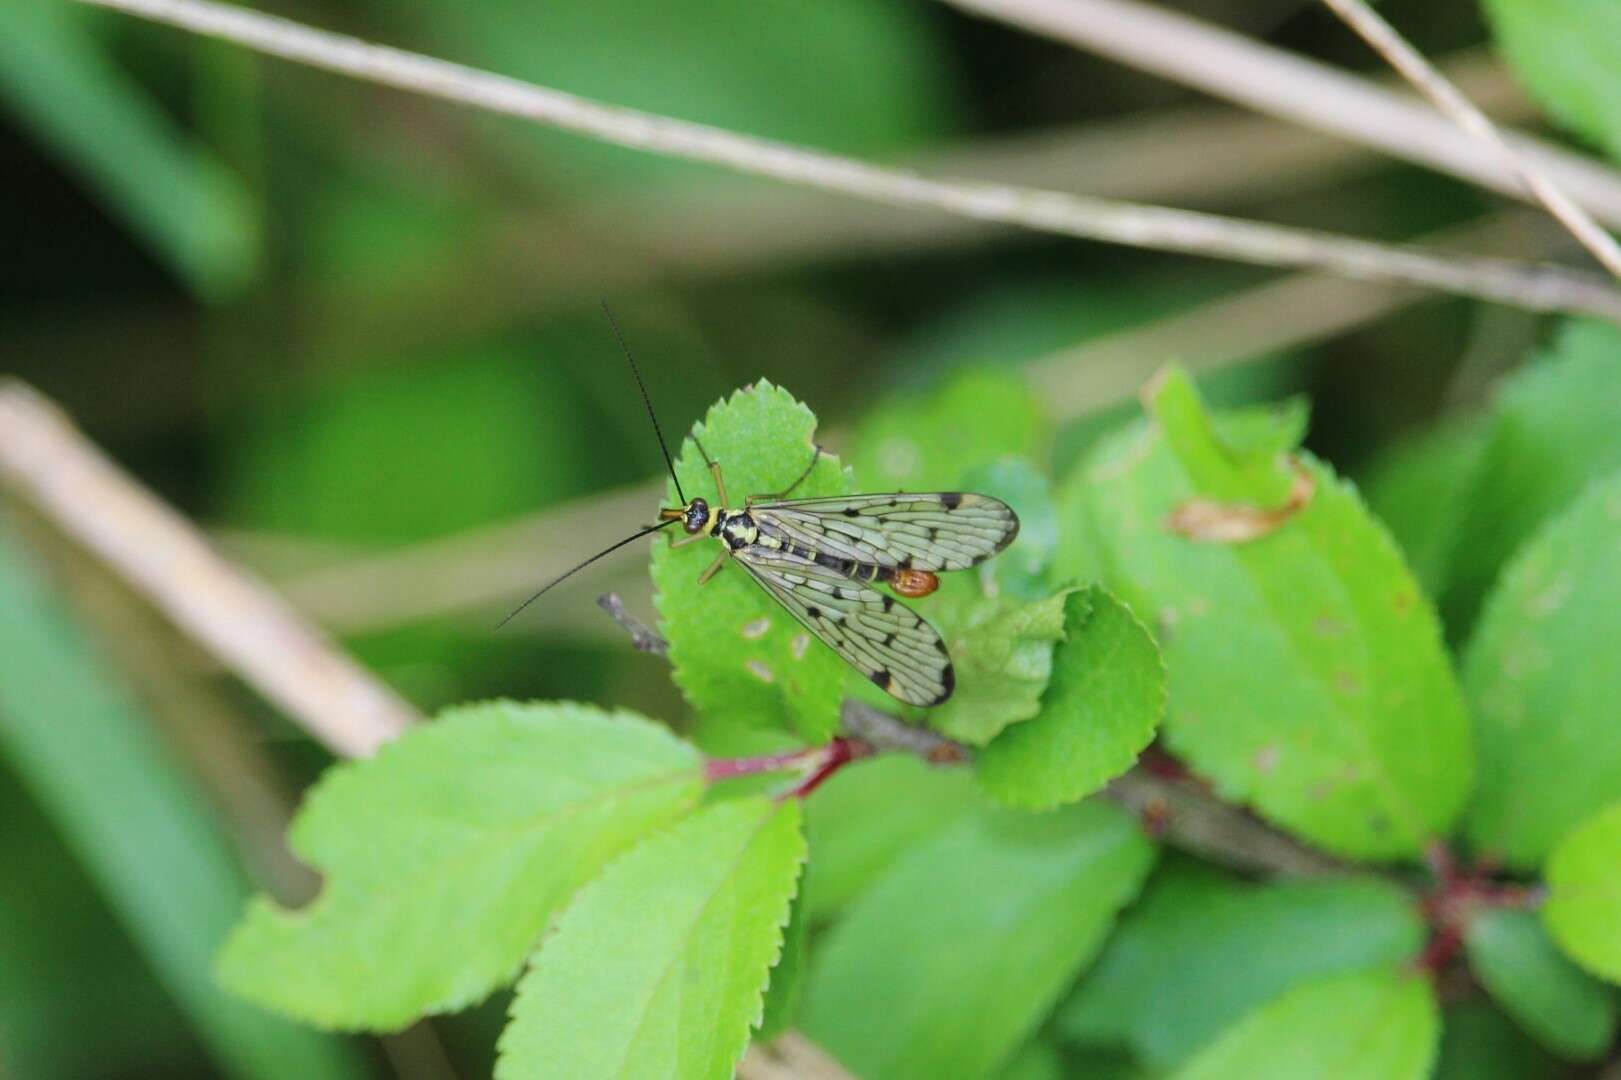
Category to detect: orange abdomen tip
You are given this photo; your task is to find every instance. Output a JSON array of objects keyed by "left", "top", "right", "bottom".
[{"left": 891, "top": 568, "right": 939, "bottom": 598}]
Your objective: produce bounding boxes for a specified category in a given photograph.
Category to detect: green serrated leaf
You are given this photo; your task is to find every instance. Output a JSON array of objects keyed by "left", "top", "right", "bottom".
[
  {"left": 652, "top": 382, "right": 852, "bottom": 743},
  {"left": 802, "top": 802, "right": 1155, "bottom": 1080},
  {"left": 1072, "top": 368, "right": 1470, "bottom": 859},
  {"left": 924, "top": 587, "right": 1076, "bottom": 745},
  {"left": 1465, "top": 907, "right": 1617, "bottom": 1060},
  {"left": 496, "top": 797, "right": 806, "bottom": 1079},
  {"left": 1435, "top": 999, "right": 1560, "bottom": 1080},
  {"left": 0, "top": 524, "right": 363, "bottom": 1080},
  {"left": 850, "top": 369, "right": 1050, "bottom": 491},
  {"left": 1058, "top": 859, "right": 1426, "bottom": 1068},
  {"left": 1210, "top": 397, "right": 1312, "bottom": 462},
  {"left": 1464, "top": 468, "right": 1621, "bottom": 867},
  {"left": 802, "top": 754, "right": 978, "bottom": 923},
  {"left": 756, "top": 880, "right": 809, "bottom": 1042},
  {"left": 216, "top": 701, "right": 703, "bottom": 1030},
  {"left": 976, "top": 587, "right": 1163, "bottom": 809},
  {"left": 1482, "top": 0, "right": 1621, "bottom": 160},
  {"left": 1544, "top": 800, "right": 1621, "bottom": 984},
  {"left": 1170, "top": 969, "right": 1439, "bottom": 1080},
  {"left": 1444, "top": 320, "right": 1621, "bottom": 632}
]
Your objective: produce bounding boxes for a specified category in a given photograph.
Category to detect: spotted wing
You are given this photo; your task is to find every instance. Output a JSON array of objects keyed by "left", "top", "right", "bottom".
[
  {"left": 749, "top": 492, "right": 1018, "bottom": 573},
  {"left": 732, "top": 544, "right": 954, "bottom": 707}
]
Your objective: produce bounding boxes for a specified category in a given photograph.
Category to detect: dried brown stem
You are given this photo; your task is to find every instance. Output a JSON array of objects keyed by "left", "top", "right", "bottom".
[
  {"left": 1318, "top": 0, "right": 1621, "bottom": 279},
  {"left": 0, "top": 379, "right": 419, "bottom": 757},
  {"left": 939, "top": 0, "right": 1621, "bottom": 231},
  {"left": 1105, "top": 771, "right": 1346, "bottom": 877},
  {"left": 739, "top": 1034, "right": 855, "bottom": 1080},
  {"left": 596, "top": 593, "right": 669, "bottom": 657},
  {"left": 74, "top": 0, "right": 1621, "bottom": 318}
]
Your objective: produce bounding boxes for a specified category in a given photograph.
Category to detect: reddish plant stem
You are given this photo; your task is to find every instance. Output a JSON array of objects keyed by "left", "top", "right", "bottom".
[
  {"left": 704, "top": 746, "right": 825, "bottom": 783},
  {"left": 703, "top": 736, "right": 873, "bottom": 799},
  {"left": 1414, "top": 840, "right": 1543, "bottom": 975},
  {"left": 789, "top": 737, "right": 871, "bottom": 800}
]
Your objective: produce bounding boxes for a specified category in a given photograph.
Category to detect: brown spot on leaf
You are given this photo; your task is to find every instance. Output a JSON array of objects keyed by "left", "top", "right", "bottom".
[
  {"left": 745, "top": 659, "right": 775, "bottom": 683},
  {"left": 1253, "top": 746, "right": 1281, "bottom": 774},
  {"left": 1165, "top": 456, "right": 1315, "bottom": 543},
  {"left": 740, "top": 617, "right": 771, "bottom": 640}
]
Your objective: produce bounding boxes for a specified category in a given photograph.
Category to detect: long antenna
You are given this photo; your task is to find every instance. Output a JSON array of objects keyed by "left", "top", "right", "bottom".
[
  {"left": 601, "top": 300, "right": 685, "bottom": 505},
  {"left": 495, "top": 518, "right": 679, "bottom": 629}
]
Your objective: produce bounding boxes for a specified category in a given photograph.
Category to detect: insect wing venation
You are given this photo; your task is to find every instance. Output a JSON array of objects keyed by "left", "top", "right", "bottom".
[
  {"left": 748, "top": 492, "right": 1017, "bottom": 573},
  {"left": 732, "top": 544, "right": 953, "bottom": 707}
]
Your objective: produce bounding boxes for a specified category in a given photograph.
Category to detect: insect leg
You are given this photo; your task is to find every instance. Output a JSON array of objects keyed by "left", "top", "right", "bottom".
[
  {"left": 708, "top": 461, "right": 730, "bottom": 507},
  {"left": 697, "top": 549, "right": 728, "bottom": 585},
  {"left": 690, "top": 430, "right": 715, "bottom": 468},
  {"left": 748, "top": 444, "right": 822, "bottom": 505},
  {"left": 670, "top": 531, "right": 708, "bottom": 549}
]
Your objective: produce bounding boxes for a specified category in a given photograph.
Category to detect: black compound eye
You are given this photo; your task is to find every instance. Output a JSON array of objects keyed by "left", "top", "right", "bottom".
[{"left": 684, "top": 499, "right": 709, "bottom": 534}]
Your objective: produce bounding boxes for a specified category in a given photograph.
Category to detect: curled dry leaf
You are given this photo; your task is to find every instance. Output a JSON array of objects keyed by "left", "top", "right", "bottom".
[{"left": 1165, "top": 457, "right": 1317, "bottom": 544}]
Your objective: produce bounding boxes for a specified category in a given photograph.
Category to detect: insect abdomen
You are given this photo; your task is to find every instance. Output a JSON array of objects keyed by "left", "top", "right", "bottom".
[{"left": 891, "top": 568, "right": 940, "bottom": 597}]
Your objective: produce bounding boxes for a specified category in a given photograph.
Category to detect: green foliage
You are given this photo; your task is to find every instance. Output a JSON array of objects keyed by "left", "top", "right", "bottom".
[
  {"left": 1358, "top": 416, "right": 1485, "bottom": 604},
  {"left": 801, "top": 754, "right": 978, "bottom": 922},
  {"left": 976, "top": 587, "right": 1164, "bottom": 809},
  {"left": 402, "top": 0, "right": 951, "bottom": 192},
  {"left": 1483, "top": 0, "right": 1621, "bottom": 160},
  {"left": 227, "top": 348, "right": 582, "bottom": 545},
  {"left": 995, "top": 1041, "right": 1067, "bottom": 1080},
  {"left": 802, "top": 802, "right": 1154, "bottom": 1080},
  {"left": 756, "top": 886, "right": 809, "bottom": 1041},
  {"left": 1464, "top": 467, "right": 1621, "bottom": 867},
  {"left": 1169, "top": 969, "right": 1439, "bottom": 1080},
  {"left": 651, "top": 382, "right": 852, "bottom": 743},
  {"left": 0, "top": 3, "right": 258, "bottom": 296},
  {"left": 1544, "top": 800, "right": 1621, "bottom": 984},
  {"left": 1068, "top": 368, "right": 1470, "bottom": 858},
  {"left": 849, "top": 369, "right": 1051, "bottom": 491},
  {"left": 496, "top": 798, "right": 805, "bottom": 1079},
  {"left": 1442, "top": 320, "right": 1621, "bottom": 633},
  {"left": 1434, "top": 1000, "right": 1559, "bottom": 1080},
  {"left": 28, "top": 0, "right": 1621, "bottom": 1070},
  {"left": 959, "top": 456, "right": 1061, "bottom": 601},
  {"left": 1059, "top": 859, "right": 1425, "bottom": 1068},
  {"left": 924, "top": 586, "right": 1074, "bottom": 745},
  {"left": 1464, "top": 908, "right": 1617, "bottom": 1060},
  {"left": 0, "top": 525, "right": 361, "bottom": 1079},
  {"left": 0, "top": 750, "right": 267, "bottom": 1076},
  {"left": 217, "top": 702, "right": 704, "bottom": 1029}
]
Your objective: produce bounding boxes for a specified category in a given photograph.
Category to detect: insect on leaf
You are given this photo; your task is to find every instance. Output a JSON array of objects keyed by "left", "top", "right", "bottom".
[{"left": 652, "top": 383, "right": 853, "bottom": 743}]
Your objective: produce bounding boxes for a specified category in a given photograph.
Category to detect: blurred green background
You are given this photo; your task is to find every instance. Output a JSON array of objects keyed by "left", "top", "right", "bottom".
[{"left": 0, "top": 0, "right": 1598, "bottom": 1075}]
